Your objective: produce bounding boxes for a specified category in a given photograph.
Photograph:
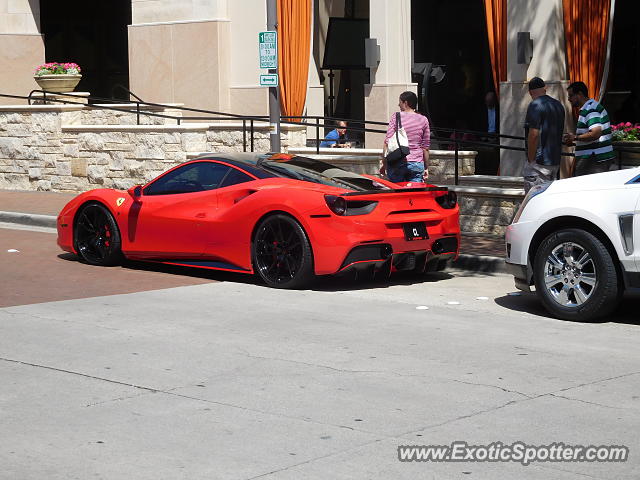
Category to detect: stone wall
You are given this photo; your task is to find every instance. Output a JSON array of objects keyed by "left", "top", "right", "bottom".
[
  {"left": 287, "top": 147, "right": 476, "bottom": 184},
  {"left": 450, "top": 186, "right": 524, "bottom": 235},
  {"left": 0, "top": 104, "right": 306, "bottom": 192},
  {"left": 75, "top": 104, "right": 185, "bottom": 126},
  {"left": 0, "top": 103, "right": 520, "bottom": 235},
  {"left": 427, "top": 151, "right": 476, "bottom": 184}
]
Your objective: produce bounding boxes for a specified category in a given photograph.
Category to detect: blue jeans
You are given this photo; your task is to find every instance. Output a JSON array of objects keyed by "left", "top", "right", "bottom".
[{"left": 387, "top": 161, "right": 424, "bottom": 183}]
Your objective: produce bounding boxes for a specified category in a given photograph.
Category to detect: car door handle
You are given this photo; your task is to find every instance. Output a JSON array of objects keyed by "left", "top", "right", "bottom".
[{"left": 196, "top": 212, "right": 206, "bottom": 218}]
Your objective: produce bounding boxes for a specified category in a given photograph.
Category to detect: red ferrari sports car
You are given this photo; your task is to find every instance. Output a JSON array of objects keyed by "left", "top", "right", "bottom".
[{"left": 57, "top": 153, "right": 460, "bottom": 288}]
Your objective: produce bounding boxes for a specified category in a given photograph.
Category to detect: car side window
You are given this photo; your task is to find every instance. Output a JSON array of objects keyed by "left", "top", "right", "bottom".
[
  {"left": 145, "top": 162, "right": 232, "bottom": 196},
  {"left": 219, "top": 168, "right": 254, "bottom": 188}
]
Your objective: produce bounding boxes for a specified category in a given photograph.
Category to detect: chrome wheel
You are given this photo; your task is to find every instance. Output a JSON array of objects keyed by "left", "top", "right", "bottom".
[
  {"left": 543, "top": 242, "right": 596, "bottom": 307},
  {"left": 534, "top": 229, "right": 621, "bottom": 321}
]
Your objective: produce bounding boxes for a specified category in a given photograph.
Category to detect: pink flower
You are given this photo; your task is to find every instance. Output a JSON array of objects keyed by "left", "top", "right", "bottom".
[
  {"left": 34, "top": 60, "right": 81, "bottom": 76},
  {"left": 625, "top": 122, "right": 632, "bottom": 127}
]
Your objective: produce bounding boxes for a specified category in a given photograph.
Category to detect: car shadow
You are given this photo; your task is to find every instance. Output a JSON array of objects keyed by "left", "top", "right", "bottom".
[
  {"left": 494, "top": 290, "right": 640, "bottom": 326},
  {"left": 57, "top": 253, "right": 456, "bottom": 291},
  {"left": 123, "top": 260, "right": 257, "bottom": 284},
  {"left": 448, "top": 268, "right": 504, "bottom": 278},
  {"left": 57, "top": 253, "right": 257, "bottom": 284},
  {"left": 312, "top": 271, "right": 455, "bottom": 292}
]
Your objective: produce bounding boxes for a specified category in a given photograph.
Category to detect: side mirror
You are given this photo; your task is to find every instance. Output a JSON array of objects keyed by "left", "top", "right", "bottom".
[{"left": 128, "top": 185, "right": 143, "bottom": 201}]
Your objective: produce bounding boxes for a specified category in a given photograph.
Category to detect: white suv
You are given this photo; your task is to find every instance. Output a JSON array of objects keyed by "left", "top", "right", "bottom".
[{"left": 506, "top": 168, "right": 640, "bottom": 321}]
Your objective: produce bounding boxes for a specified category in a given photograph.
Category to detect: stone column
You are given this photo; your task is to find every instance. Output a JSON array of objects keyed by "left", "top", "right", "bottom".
[
  {"left": 0, "top": 0, "right": 45, "bottom": 104},
  {"left": 128, "top": 0, "right": 231, "bottom": 112},
  {"left": 499, "top": 0, "right": 573, "bottom": 176},
  {"left": 227, "top": 0, "right": 269, "bottom": 116},
  {"left": 306, "top": 44, "right": 325, "bottom": 142},
  {"left": 364, "top": 0, "right": 416, "bottom": 148},
  {"left": 305, "top": 1, "right": 328, "bottom": 142}
]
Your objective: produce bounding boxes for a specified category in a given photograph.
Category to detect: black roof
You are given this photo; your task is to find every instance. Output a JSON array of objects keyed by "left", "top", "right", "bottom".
[{"left": 193, "top": 153, "right": 274, "bottom": 179}]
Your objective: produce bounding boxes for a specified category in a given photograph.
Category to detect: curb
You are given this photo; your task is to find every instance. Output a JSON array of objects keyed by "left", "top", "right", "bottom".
[
  {"left": 0, "top": 210, "right": 508, "bottom": 274},
  {"left": 452, "top": 254, "right": 506, "bottom": 274},
  {"left": 0, "top": 211, "right": 57, "bottom": 228}
]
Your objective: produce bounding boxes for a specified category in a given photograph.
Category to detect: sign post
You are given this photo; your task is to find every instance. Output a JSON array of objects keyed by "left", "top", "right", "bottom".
[{"left": 262, "top": 1, "right": 281, "bottom": 152}]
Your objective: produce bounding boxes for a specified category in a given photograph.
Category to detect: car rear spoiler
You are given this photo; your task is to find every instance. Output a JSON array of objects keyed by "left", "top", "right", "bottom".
[{"left": 342, "top": 187, "right": 449, "bottom": 196}]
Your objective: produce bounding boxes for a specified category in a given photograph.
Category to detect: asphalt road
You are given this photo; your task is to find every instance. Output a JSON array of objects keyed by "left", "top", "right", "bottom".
[{"left": 1, "top": 225, "right": 639, "bottom": 479}]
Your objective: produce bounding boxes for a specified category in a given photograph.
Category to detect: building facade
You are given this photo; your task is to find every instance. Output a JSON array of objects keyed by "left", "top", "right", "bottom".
[{"left": 0, "top": 0, "right": 636, "bottom": 176}]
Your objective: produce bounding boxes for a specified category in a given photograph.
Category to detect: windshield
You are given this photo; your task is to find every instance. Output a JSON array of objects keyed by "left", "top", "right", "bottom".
[{"left": 260, "top": 156, "right": 389, "bottom": 192}]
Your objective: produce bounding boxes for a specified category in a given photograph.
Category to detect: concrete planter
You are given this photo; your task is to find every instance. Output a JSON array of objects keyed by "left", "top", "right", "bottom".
[
  {"left": 613, "top": 141, "right": 640, "bottom": 167},
  {"left": 34, "top": 74, "right": 82, "bottom": 93}
]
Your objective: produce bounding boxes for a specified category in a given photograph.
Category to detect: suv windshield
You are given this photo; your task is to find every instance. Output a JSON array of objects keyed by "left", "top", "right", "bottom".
[{"left": 260, "top": 156, "right": 389, "bottom": 192}]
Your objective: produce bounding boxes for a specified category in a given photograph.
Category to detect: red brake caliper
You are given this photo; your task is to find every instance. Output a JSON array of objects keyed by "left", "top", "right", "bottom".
[{"left": 273, "top": 241, "right": 279, "bottom": 267}]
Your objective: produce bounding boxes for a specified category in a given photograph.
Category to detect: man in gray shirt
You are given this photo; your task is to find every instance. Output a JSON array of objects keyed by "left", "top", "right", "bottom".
[{"left": 523, "top": 77, "right": 566, "bottom": 193}]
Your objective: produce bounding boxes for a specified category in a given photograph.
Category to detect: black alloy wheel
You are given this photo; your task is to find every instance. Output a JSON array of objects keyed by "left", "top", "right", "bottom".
[
  {"left": 74, "top": 203, "right": 123, "bottom": 266},
  {"left": 252, "top": 214, "right": 314, "bottom": 289},
  {"left": 533, "top": 228, "right": 620, "bottom": 321}
]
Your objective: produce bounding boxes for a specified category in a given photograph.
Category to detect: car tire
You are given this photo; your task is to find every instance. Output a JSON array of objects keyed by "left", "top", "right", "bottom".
[
  {"left": 252, "top": 214, "right": 315, "bottom": 289},
  {"left": 436, "top": 259, "right": 449, "bottom": 271},
  {"left": 74, "top": 203, "right": 123, "bottom": 266},
  {"left": 533, "top": 228, "right": 620, "bottom": 321}
]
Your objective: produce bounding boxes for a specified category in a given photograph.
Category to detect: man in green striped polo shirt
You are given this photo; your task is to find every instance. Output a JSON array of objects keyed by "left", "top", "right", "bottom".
[{"left": 564, "top": 81, "right": 615, "bottom": 176}]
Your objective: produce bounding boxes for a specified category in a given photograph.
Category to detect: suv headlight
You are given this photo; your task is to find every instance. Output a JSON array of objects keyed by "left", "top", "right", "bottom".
[{"left": 512, "top": 182, "right": 552, "bottom": 223}]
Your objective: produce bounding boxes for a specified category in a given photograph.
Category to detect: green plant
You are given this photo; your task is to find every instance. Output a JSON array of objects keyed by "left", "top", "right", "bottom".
[
  {"left": 612, "top": 122, "right": 640, "bottom": 142},
  {"left": 34, "top": 62, "right": 81, "bottom": 76}
]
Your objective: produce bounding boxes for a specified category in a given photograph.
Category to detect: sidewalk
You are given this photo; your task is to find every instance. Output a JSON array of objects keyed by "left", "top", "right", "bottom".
[{"left": 0, "top": 189, "right": 506, "bottom": 272}]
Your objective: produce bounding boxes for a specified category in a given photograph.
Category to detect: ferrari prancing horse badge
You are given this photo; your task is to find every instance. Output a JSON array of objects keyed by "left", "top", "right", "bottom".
[{"left": 116, "top": 197, "right": 126, "bottom": 207}]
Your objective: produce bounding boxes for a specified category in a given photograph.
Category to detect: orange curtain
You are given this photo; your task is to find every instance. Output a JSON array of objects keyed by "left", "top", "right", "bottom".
[
  {"left": 483, "top": 0, "right": 507, "bottom": 97},
  {"left": 562, "top": 0, "right": 612, "bottom": 101},
  {"left": 277, "top": 0, "right": 311, "bottom": 120}
]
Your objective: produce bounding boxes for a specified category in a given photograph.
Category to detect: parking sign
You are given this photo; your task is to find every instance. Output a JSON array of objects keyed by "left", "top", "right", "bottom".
[{"left": 259, "top": 31, "right": 278, "bottom": 69}]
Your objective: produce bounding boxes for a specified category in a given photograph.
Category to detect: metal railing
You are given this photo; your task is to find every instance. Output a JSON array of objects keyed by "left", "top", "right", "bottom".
[
  {"left": 2, "top": 90, "right": 637, "bottom": 185},
  {"left": 431, "top": 125, "right": 639, "bottom": 179}
]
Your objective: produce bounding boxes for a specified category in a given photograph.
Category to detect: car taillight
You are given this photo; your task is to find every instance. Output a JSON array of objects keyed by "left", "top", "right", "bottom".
[
  {"left": 324, "top": 195, "right": 378, "bottom": 216},
  {"left": 436, "top": 191, "right": 457, "bottom": 209},
  {"left": 325, "top": 195, "right": 347, "bottom": 215}
]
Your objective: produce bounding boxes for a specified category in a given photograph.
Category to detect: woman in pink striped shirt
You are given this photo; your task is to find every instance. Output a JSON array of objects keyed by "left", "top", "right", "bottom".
[{"left": 380, "top": 91, "right": 431, "bottom": 183}]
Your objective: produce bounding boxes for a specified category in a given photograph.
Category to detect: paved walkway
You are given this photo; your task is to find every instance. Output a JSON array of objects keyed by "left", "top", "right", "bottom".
[
  {"left": 0, "top": 190, "right": 75, "bottom": 216},
  {"left": 0, "top": 189, "right": 505, "bottom": 261}
]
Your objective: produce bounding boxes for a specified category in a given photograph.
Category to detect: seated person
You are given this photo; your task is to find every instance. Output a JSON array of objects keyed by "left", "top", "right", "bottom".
[{"left": 320, "top": 121, "right": 349, "bottom": 148}]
